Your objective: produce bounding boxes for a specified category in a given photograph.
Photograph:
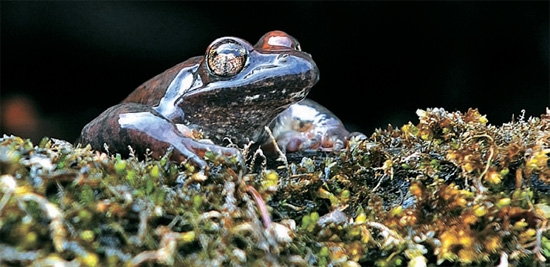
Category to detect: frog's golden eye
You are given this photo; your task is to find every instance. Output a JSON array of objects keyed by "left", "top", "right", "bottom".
[{"left": 206, "top": 39, "right": 249, "bottom": 77}]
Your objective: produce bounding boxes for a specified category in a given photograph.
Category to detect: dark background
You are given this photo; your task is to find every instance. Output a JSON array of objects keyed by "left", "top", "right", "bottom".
[{"left": 2, "top": 2, "right": 549, "bottom": 144}]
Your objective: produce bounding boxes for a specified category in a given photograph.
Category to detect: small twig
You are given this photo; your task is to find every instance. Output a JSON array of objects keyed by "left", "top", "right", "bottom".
[
  {"left": 264, "top": 126, "right": 289, "bottom": 170},
  {"left": 246, "top": 185, "right": 272, "bottom": 228},
  {"left": 371, "top": 174, "right": 386, "bottom": 193},
  {"left": 465, "top": 134, "right": 494, "bottom": 194}
]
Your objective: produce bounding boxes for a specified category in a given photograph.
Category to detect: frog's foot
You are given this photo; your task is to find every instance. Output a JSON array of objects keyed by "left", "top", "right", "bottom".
[
  {"left": 347, "top": 131, "right": 368, "bottom": 142},
  {"left": 173, "top": 138, "right": 245, "bottom": 171},
  {"left": 271, "top": 129, "right": 350, "bottom": 153}
]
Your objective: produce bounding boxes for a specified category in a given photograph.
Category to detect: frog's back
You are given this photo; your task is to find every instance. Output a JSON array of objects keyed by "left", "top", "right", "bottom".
[{"left": 123, "top": 56, "right": 202, "bottom": 106}]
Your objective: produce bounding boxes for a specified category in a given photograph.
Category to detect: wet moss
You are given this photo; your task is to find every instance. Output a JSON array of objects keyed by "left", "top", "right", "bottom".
[{"left": 2, "top": 107, "right": 550, "bottom": 266}]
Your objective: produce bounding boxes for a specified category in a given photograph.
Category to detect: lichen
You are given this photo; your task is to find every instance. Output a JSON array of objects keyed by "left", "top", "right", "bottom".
[{"left": 2, "top": 107, "right": 550, "bottom": 266}]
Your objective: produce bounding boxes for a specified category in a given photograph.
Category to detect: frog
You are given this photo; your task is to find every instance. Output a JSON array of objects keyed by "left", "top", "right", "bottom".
[{"left": 76, "top": 30, "right": 352, "bottom": 172}]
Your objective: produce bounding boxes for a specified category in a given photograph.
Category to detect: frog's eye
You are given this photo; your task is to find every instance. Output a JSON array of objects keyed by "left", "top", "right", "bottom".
[
  {"left": 257, "top": 30, "right": 301, "bottom": 51},
  {"left": 206, "top": 39, "right": 249, "bottom": 77}
]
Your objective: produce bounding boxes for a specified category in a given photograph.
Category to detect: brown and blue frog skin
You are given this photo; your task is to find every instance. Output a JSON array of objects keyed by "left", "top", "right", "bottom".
[{"left": 77, "top": 31, "right": 354, "bottom": 171}]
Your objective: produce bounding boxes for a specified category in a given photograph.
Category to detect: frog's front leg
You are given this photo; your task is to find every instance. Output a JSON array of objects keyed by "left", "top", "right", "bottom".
[{"left": 77, "top": 103, "right": 243, "bottom": 171}]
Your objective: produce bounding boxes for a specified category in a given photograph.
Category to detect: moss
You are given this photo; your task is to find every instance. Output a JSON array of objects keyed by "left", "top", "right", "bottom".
[{"left": 2, "top": 107, "right": 550, "bottom": 266}]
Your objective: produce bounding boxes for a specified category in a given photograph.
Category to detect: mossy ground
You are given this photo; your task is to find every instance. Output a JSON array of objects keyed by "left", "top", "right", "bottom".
[{"left": 2, "top": 107, "right": 550, "bottom": 266}]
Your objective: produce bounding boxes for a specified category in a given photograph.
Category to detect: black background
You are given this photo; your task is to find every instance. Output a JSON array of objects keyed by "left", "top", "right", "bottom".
[{"left": 2, "top": 2, "right": 549, "bottom": 144}]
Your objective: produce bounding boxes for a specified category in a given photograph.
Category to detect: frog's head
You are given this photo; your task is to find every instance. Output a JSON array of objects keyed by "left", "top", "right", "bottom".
[{"left": 180, "top": 30, "right": 320, "bottom": 145}]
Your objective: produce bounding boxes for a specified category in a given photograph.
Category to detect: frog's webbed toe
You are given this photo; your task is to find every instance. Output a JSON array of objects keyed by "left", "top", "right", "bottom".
[
  {"left": 173, "top": 123, "right": 245, "bottom": 169},
  {"left": 174, "top": 138, "right": 244, "bottom": 170},
  {"left": 347, "top": 131, "right": 368, "bottom": 142}
]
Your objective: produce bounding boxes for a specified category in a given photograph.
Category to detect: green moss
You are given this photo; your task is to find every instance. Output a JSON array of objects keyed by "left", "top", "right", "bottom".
[{"left": 3, "top": 107, "right": 550, "bottom": 266}]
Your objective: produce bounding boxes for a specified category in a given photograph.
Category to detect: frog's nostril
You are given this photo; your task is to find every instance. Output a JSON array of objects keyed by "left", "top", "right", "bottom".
[{"left": 277, "top": 54, "right": 289, "bottom": 63}]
